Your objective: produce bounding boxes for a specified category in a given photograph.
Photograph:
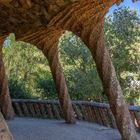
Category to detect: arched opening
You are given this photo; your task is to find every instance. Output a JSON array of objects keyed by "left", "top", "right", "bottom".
[
  {"left": 3, "top": 33, "right": 56, "bottom": 100},
  {"left": 58, "top": 31, "right": 105, "bottom": 102},
  {"left": 2, "top": 30, "right": 76, "bottom": 123}
]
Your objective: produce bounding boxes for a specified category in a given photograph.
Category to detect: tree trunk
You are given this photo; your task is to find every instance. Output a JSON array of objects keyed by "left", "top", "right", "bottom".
[
  {"left": 0, "top": 46, "right": 15, "bottom": 120},
  {"left": 83, "top": 24, "right": 137, "bottom": 140},
  {"left": 0, "top": 111, "right": 14, "bottom": 140}
]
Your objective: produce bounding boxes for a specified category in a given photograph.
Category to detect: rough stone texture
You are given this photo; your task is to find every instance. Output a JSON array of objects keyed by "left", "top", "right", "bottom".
[
  {"left": 0, "top": 112, "right": 14, "bottom": 140},
  {"left": 0, "top": 46, "right": 15, "bottom": 120},
  {"left": 82, "top": 24, "right": 138, "bottom": 140},
  {"left": 0, "top": 0, "right": 119, "bottom": 37},
  {"left": 0, "top": 0, "right": 139, "bottom": 139},
  {"left": 8, "top": 118, "right": 140, "bottom": 140},
  {"left": 21, "top": 27, "right": 76, "bottom": 124}
]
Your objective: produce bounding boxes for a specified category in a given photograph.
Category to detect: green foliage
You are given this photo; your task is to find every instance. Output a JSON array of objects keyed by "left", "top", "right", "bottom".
[
  {"left": 3, "top": 34, "right": 51, "bottom": 99},
  {"left": 105, "top": 7, "right": 140, "bottom": 104},
  {"left": 8, "top": 78, "right": 32, "bottom": 99},
  {"left": 36, "top": 73, "right": 57, "bottom": 100},
  {"left": 59, "top": 32, "right": 104, "bottom": 101}
]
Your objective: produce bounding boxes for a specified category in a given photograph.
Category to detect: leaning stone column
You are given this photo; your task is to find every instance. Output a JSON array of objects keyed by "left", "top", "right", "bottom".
[
  {"left": 84, "top": 23, "right": 137, "bottom": 140},
  {"left": 0, "top": 45, "right": 14, "bottom": 120},
  {"left": 0, "top": 111, "right": 14, "bottom": 140},
  {"left": 45, "top": 45, "right": 75, "bottom": 123},
  {"left": 21, "top": 28, "right": 76, "bottom": 123}
]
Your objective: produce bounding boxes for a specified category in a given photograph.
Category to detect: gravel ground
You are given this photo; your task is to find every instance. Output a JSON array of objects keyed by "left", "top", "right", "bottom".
[{"left": 8, "top": 118, "right": 139, "bottom": 140}]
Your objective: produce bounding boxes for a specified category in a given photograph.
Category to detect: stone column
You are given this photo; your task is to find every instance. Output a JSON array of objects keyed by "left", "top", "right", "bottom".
[
  {"left": 0, "top": 112, "right": 14, "bottom": 140},
  {"left": 0, "top": 45, "right": 14, "bottom": 120},
  {"left": 21, "top": 28, "right": 76, "bottom": 123},
  {"left": 84, "top": 24, "right": 137, "bottom": 140}
]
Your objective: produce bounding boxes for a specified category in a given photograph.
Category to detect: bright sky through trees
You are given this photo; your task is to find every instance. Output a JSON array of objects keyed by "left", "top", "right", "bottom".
[{"left": 109, "top": 0, "right": 140, "bottom": 15}]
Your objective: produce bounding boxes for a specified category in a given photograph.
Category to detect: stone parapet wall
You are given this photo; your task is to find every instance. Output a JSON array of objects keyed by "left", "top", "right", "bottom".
[{"left": 12, "top": 99, "right": 140, "bottom": 131}]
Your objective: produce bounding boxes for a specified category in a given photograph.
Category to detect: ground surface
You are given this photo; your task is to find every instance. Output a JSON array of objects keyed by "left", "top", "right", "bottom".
[{"left": 8, "top": 118, "right": 140, "bottom": 140}]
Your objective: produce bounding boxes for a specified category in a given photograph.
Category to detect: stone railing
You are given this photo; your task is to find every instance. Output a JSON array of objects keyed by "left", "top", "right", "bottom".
[{"left": 12, "top": 99, "right": 140, "bottom": 131}]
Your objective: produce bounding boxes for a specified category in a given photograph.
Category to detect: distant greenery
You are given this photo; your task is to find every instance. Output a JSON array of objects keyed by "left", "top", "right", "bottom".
[
  {"left": 2, "top": 7, "right": 140, "bottom": 104},
  {"left": 59, "top": 32, "right": 104, "bottom": 101},
  {"left": 105, "top": 7, "right": 140, "bottom": 104}
]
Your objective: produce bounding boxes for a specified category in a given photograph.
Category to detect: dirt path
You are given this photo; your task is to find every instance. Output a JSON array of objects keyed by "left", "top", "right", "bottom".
[{"left": 8, "top": 118, "right": 140, "bottom": 140}]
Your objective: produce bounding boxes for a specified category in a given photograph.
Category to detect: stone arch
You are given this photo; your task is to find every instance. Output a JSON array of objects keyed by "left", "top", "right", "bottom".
[
  {"left": 20, "top": 22, "right": 137, "bottom": 139},
  {"left": 69, "top": 20, "right": 137, "bottom": 140},
  {"left": 58, "top": 30, "right": 103, "bottom": 101},
  {"left": 19, "top": 27, "right": 76, "bottom": 124},
  {"left": 47, "top": 2, "right": 138, "bottom": 138}
]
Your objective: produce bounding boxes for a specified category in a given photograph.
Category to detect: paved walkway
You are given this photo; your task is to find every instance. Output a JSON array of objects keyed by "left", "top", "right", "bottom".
[{"left": 8, "top": 118, "right": 140, "bottom": 140}]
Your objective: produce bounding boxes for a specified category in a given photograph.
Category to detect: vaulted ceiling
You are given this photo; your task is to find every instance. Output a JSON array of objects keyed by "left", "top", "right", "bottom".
[
  {"left": 0, "top": 0, "right": 121, "bottom": 37},
  {"left": 0, "top": 0, "right": 138, "bottom": 41}
]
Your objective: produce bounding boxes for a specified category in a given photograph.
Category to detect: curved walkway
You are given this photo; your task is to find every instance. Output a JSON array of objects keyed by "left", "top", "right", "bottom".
[{"left": 8, "top": 118, "right": 140, "bottom": 140}]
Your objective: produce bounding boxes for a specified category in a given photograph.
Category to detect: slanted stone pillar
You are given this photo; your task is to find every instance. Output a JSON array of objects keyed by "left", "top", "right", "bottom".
[
  {"left": 45, "top": 45, "right": 76, "bottom": 123},
  {"left": 22, "top": 28, "right": 76, "bottom": 123},
  {"left": 80, "top": 23, "right": 137, "bottom": 140},
  {"left": 0, "top": 45, "right": 14, "bottom": 120},
  {"left": 0, "top": 112, "right": 14, "bottom": 140}
]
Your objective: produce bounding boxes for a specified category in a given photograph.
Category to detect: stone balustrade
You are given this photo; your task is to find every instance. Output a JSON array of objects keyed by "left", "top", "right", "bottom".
[{"left": 12, "top": 99, "right": 140, "bottom": 131}]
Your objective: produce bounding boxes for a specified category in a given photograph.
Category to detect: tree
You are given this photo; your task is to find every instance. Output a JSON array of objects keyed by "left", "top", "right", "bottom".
[
  {"left": 59, "top": 31, "right": 104, "bottom": 101},
  {"left": 3, "top": 34, "right": 51, "bottom": 99},
  {"left": 105, "top": 7, "right": 140, "bottom": 104}
]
